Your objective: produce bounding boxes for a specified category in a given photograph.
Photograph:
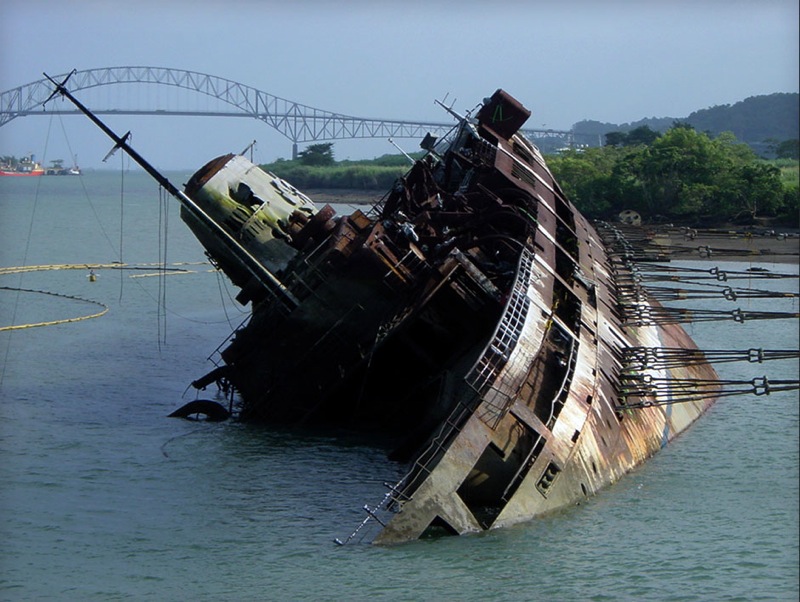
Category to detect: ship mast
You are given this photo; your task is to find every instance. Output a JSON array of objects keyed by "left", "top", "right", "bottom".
[{"left": 44, "top": 71, "right": 297, "bottom": 309}]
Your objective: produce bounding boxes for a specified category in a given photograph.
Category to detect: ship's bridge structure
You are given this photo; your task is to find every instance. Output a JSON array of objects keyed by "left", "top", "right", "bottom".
[{"left": 0, "top": 67, "right": 578, "bottom": 158}]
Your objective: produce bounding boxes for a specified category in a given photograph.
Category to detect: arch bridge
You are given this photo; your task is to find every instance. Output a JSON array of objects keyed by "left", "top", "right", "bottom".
[{"left": 1, "top": 66, "right": 576, "bottom": 157}]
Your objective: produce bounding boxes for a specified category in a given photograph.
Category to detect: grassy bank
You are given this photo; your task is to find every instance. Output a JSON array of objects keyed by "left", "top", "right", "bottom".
[
  {"left": 260, "top": 152, "right": 421, "bottom": 190},
  {"left": 263, "top": 149, "right": 799, "bottom": 227},
  {"left": 259, "top": 163, "right": 407, "bottom": 190},
  {"left": 774, "top": 159, "right": 800, "bottom": 190}
]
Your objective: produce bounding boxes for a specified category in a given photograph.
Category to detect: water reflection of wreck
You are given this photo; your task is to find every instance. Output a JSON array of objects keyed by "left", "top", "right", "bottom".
[{"left": 50, "top": 78, "right": 797, "bottom": 544}]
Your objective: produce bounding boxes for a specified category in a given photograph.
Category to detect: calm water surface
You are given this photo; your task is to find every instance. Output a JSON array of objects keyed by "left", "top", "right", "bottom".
[{"left": 1, "top": 172, "right": 798, "bottom": 600}]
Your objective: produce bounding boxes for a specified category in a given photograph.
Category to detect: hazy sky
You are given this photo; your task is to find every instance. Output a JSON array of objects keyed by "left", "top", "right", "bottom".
[{"left": 1, "top": 0, "right": 798, "bottom": 170}]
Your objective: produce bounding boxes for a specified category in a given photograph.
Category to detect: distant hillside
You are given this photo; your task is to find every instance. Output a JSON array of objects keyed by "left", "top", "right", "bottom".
[{"left": 572, "top": 93, "right": 799, "bottom": 156}]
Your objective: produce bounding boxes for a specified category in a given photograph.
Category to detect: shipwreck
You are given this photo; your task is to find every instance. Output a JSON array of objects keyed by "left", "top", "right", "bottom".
[{"left": 47, "top": 75, "right": 799, "bottom": 544}]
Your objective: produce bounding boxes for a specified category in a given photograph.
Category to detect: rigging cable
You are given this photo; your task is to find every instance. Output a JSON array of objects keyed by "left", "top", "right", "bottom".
[
  {"left": 621, "top": 305, "right": 799, "bottom": 326},
  {"left": 622, "top": 347, "right": 800, "bottom": 370},
  {"left": 633, "top": 263, "right": 799, "bottom": 281},
  {"left": 618, "top": 375, "right": 800, "bottom": 408},
  {"left": 215, "top": 269, "right": 246, "bottom": 330},
  {"left": 119, "top": 149, "right": 125, "bottom": 302},
  {"left": 617, "top": 283, "right": 798, "bottom": 302},
  {"left": 0, "top": 114, "right": 53, "bottom": 386},
  {"left": 163, "top": 186, "right": 169, "bottom": 345},
  {"left": 58, "top": 121, "right": 120, "bottom": 259},
  {"left": 157, "top": 185, "right": 170, "bottom": 350}
]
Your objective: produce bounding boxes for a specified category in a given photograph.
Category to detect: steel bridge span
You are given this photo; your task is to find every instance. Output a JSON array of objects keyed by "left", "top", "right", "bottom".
[{"left": 0, "top": 66, "right": 576, "bottom": 157}]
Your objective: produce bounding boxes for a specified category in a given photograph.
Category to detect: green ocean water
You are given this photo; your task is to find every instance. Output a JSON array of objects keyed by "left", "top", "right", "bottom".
[{"left": 1, "top": 171, "right": 797, "bottom": 601}]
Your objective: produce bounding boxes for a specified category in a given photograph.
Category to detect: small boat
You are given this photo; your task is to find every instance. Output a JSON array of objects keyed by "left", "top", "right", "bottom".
[
  {"left": 0, "top": 155, "right": 44, "bottom": 176},
  {"left": 44, "top": 157, "right": 81, "bottom": 176}
]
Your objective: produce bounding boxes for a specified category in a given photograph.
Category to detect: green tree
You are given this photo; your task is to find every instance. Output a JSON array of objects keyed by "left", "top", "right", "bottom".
[
  {"left": 776, "top": 139, "right": 800, "bottom": 160},
  {"left": 549, "top": 151, "right": 610, "bottom": 215},
  {"left": 297, "top": 143, "right": 335, "bottom": 166},
  {"left": 626, "top": 127, "right": 718, "bottom": 214},
  {"left": 712, "top": 131, "right": 758, "bottom": 164},
  {"left": 604, "top": 131, "right": 627, "bottom": 147},
  {"left": 604, "top": 126, "right": 659, "bottom": 147},
  {"left": 552, "top": 125, "right": 788, "bottom": 222},
  {"left": 777, "top": 187, "right": 799, "bottom": 224},
  {"left": 730, "top": 163, "right": 783, "bottom": 218},
  {"left": 550, "top": 146, "right": 635, "bottom": 217},
  {"left": 625, "top": 125, "right": 660, "bottom": 146}
]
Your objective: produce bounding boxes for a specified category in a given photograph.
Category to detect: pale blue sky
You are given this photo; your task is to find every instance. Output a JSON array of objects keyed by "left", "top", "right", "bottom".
[{"left": 1, "top": 0, "right": 798, "bottom": 169}]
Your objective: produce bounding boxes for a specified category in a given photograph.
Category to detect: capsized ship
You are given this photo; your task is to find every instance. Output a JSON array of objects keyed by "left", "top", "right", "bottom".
[
  {"left": 53, "top": 81, "right": 721, "bottom": 544},
  {"left": 178, "top": 90, "right": 721, "bottom": 544}
]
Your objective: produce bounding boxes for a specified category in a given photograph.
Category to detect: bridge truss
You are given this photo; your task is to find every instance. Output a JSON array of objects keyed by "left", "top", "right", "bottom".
[{"left": 0, "top": 67, "right": 576, "bottom": 155}]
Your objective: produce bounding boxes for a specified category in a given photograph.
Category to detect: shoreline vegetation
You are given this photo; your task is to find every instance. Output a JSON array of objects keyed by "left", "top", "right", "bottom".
[
  {"left": 260, "top": 127, "right": 799, "bottom": 232},
  {"left": 261, "top": 129, "right": 798, "bottom": 263}
]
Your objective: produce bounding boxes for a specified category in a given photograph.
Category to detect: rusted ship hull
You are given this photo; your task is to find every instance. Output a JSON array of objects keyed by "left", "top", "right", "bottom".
[
  {"left": 176, "top": 90, "right": 719, "bottom": 543},
  {"left": 367, "top": 210, "right": 718, "bottom": 543},
  {"left": 372, "top": 296, "right": 716, "bottom": 542}
]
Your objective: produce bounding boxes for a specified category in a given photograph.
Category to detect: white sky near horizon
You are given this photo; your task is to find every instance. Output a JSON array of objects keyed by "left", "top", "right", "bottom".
[{"left": 0, "top": 0, "right": 797, "bottom": 170}]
